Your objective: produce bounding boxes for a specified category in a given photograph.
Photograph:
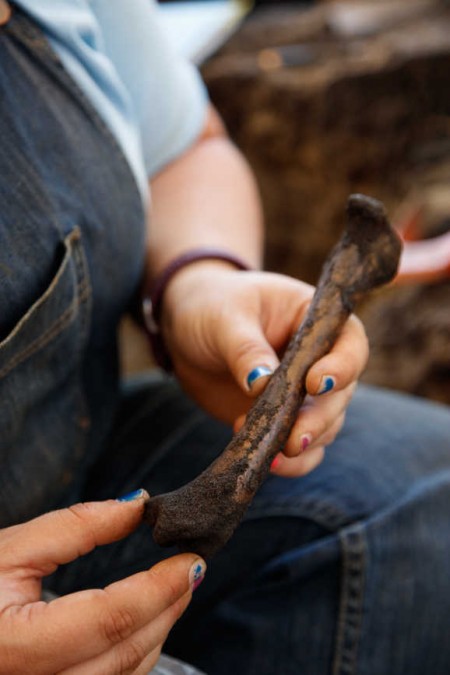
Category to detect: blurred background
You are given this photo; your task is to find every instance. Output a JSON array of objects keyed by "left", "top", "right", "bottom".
[{"left": 121, "top": 0, "right": 450, "bottom": 407}]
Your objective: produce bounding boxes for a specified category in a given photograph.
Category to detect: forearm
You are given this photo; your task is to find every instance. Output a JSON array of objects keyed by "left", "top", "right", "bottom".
[{"left": 143, "top": 107, "right": 264, "bottom": 288}]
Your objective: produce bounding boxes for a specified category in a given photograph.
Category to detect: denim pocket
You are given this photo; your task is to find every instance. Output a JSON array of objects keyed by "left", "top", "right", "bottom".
[{"left": 0, "top": 227, "right": 92, "bottom": 526}]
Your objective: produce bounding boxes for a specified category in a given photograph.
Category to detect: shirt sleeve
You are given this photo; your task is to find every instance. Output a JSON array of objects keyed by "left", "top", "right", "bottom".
[{"left": 89, "top": 0, "right": 209, "bottom": 178}]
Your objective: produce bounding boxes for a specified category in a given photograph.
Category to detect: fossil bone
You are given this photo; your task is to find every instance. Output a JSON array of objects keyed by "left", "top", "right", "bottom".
[{"left": 144, "top": 194, "right": 402, "bottom": 558}]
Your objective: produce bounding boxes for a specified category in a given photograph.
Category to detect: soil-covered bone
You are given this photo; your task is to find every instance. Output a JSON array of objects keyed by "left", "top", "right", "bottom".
[{"left": 144, "top": 194, "right": 402, "bottom": 558}]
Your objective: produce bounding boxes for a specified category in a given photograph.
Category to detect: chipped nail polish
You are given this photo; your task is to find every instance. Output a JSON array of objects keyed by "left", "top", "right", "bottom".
[
  {"left": 317, "top": 375, "right": 335, "bottom": 395},
  {"left": 246, "top": 365, "right": 273, "bottom": 390},
  {"left": 270, "top": 455, "right": 281, "bottom": 470},
  {"left": 190, "top": 560, "right": 207, "bottom": 591},
  {"left": 116, "top": 488, "right": 145, "bottom": 502},
  {"left": 301, "top": 433, "right": 312, "bottom": 451}
]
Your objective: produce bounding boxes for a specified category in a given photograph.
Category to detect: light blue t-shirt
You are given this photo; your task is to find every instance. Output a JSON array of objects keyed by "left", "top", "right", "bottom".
[{"left": 13, "top": 0, "right": 208, "bottom": 203}]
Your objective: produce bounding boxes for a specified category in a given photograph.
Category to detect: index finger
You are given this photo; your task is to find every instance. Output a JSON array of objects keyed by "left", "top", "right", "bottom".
[
  {"left": 1, "top": 554, "right": 205, "bottom": 674},
  {"left": 305, "top": 315, "right": 369, "bottom": 396}
]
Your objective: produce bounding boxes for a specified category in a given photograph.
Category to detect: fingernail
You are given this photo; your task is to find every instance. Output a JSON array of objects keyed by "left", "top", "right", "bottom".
[
  {"left": 317, "top": 375, "right": 335, "bottom": 395},
  {"left": 190, "top": 559, "right": 207, "bottom": 591},
  {"left": 300, "top": 433, "right": 313, "bottom": 451},
  {"left": 116, "top": 488, "right": 145, "bottom": 502},
  {"left": 246, "top": 365, "right": 273, "bottom": 390},
  {"left": 270, "top": 454, "right": 281, "bottom": 470}
]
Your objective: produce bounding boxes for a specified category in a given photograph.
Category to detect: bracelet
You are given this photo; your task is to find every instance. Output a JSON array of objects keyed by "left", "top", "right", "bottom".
[{"left": 142, "top": 248, "right": 252, "bottom": 371}]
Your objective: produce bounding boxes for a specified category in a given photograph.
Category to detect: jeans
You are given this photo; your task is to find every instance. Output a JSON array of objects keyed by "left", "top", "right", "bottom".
[
  {"left": 49, "top": 373, "right": 450, "bottom": 675},
  {"left": 4, "top": 8, "right": 450, "bottom": 674}
]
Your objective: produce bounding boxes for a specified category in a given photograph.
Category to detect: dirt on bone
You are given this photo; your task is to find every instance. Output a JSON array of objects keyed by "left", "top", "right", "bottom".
[{"left": 143, "top": 195, "right": 402, "bottom": 558}]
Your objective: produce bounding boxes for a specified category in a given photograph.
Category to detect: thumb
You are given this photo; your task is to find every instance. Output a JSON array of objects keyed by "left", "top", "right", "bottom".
[
  {"left": 219, "top": 314, "right": 279, "bottom": 397},
  {"left": 0, "top": 489, "right": 149, "bottom": 575}
]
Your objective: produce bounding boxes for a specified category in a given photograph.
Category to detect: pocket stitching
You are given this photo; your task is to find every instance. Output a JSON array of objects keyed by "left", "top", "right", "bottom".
[
  {"left": 0, "top": 227, "right": 91, "bottom": 379},
  {"left": 0, "top": 281, "right": 89, "bottom": 380}
]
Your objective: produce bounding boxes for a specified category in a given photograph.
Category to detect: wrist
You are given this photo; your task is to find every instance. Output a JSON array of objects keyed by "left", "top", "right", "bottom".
[
  {"left": 142, "top": 248, "right": 253, "bottom": 370},
  {"left": 164, "top": 258, "right": 239, "bottom": 311}
]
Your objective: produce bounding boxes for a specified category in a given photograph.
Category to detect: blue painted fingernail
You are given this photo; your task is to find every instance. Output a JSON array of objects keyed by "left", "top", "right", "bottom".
[
  {"left": 317, "top": 376, "right": 335, "bottom": 395},
  {"left": 190, "top": 559, "right": 207, "bottom": 591},
  {"left": 116, "top": 489, "right": 145, "bottom": 502},
  {"left": 246, "top": 365, "right": 273, "bottom": 390}
]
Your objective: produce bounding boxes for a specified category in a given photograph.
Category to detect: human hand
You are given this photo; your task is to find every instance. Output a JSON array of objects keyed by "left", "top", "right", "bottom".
[
  {"left": 162, "top": 264, "right": 369, "bottom": 477},
  {"left": 0, "top": 492, "right": 206, "bottom": 674}
]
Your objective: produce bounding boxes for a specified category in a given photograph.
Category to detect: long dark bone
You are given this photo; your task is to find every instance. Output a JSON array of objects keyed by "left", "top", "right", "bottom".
[{"left": 144, "top": 194, "right": 402, "bottom": 558}]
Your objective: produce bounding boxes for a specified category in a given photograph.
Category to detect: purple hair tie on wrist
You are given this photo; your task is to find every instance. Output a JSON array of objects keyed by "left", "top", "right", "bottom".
[{"left": 142, "top": 248, "right": 252, "bottom": 371}]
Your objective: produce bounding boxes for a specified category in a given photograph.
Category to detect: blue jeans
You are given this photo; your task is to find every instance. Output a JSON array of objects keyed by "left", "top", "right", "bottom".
[
  {"left": 49, "top": 373, "right": 450, "bottom": 675},
  {"left": 3, "top": 8, "right": 450, "bottom": 674}
]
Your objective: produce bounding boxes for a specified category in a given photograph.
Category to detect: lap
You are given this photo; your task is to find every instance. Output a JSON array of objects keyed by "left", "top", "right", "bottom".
[
  {"left": 83, "top": 371, "right": 450, "bottom": 527},
  {"left": 49, "top": 373, "right": 450, "bottom": 674},
  {"left": 252, "top": 382, "right": 450, "bottom": 527},
  {"left": 52, "top": 373, "right": 450, "bottom": 584}
]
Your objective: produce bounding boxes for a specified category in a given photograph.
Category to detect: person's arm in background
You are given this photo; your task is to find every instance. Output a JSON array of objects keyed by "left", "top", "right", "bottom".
[
  {"left": 92, "top": 0, "right": 368, "bottom": 476},
  {"left": 144, "top": 104, "right": 369, "bottom": 478},
  {"left": 146, "top": 107, "right": 263, "bottom": 274}
]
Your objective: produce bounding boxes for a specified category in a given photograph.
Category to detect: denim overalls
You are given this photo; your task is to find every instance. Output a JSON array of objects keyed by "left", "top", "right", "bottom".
[
  {"left": 0, "top": 4, "right": 146, "bottom": 526},
  {"left": 3, "top": 5, "right": 450, "bottom": 675}
]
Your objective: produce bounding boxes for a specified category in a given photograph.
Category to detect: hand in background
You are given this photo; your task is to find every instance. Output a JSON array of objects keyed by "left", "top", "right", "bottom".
[{"left": 0, "top": 492, "right": 205, "bottom": 674}]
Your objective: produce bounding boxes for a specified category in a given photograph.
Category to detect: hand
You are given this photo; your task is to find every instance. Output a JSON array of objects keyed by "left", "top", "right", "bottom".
[
  {"left": 162, "top": 264, "right": 369, "bottom": 477},
  {"left": 0, "top": 493, "right": 206, "bottom": 674}
]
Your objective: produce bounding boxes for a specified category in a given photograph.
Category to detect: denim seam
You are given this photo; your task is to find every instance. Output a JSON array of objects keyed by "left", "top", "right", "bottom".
[
  {"left": 246, "top": 500, "right": 352, "bottom": 531},
  {"left": 0, "top": 230, "right": 91, "bottom": 379},
  {"left": 72, "top": 228, "right": 92, "bottom": 347},
  {"left": 0, "top": 287, "right": 88, "bottom": 380},
  {"left": 332, "top": 525, "right": 367, "bottom": 675}
]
